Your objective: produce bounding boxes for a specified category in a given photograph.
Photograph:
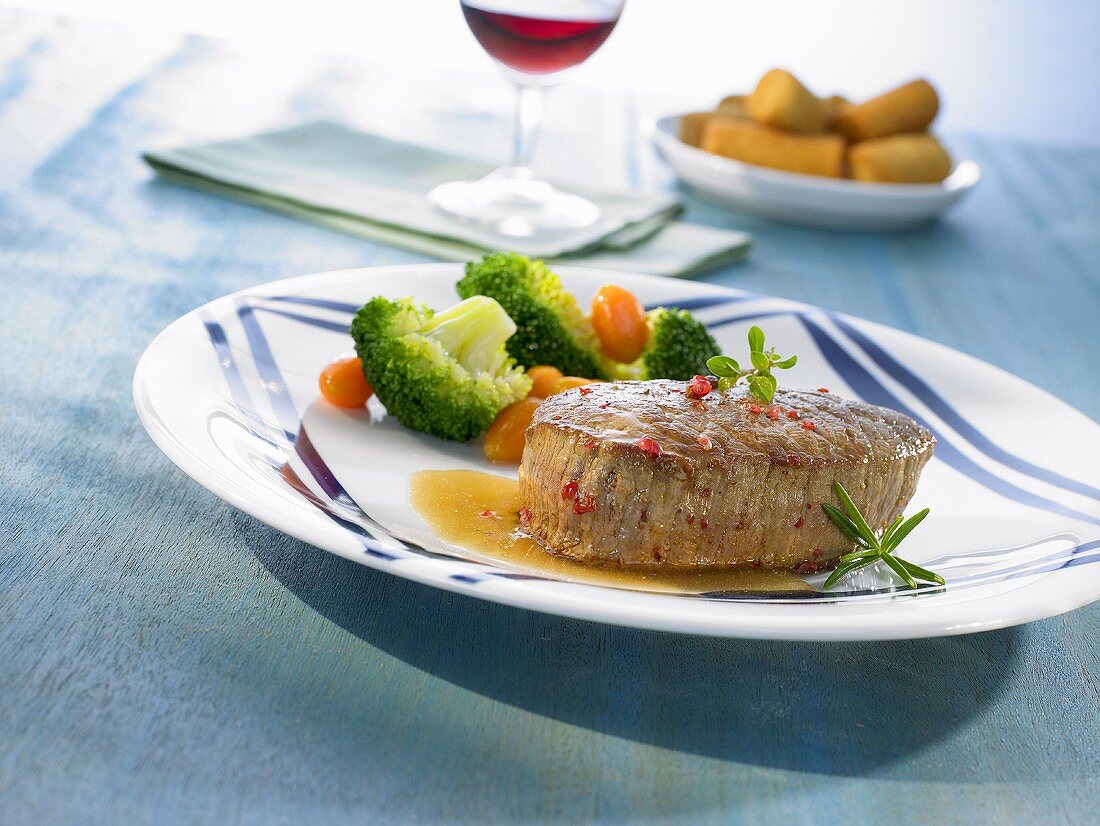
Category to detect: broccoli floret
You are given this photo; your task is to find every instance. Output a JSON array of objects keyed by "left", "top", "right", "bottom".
[
  {"left": 350, "top": 295, "right": 532, "bottom": 442},
  {"left": 643, "top": 307, "right": 721, "bottom": 380},
  {"left": 457, "top": 253, "right": 607, "bottom": 379},
  {"left": 609, "top": 307, "right": 721, "bottom": 382}
]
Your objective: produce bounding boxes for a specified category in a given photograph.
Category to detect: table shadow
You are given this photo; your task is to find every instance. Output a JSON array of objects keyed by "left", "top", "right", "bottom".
[{"left": 245, "top": 521, "right": 1026, "bottom": 781}]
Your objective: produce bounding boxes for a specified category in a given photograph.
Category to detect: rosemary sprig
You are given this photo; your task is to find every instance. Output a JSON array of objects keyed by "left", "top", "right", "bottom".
[
  {"left": 821, "top": 482, "right": 944, "bottom": 590},
  {"left": 706, "top": 325, "right": 797, "bottom": 403}
]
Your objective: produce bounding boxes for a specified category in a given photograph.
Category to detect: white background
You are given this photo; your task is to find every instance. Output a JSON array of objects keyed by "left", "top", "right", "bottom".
[{"left": 6, "top": 0, "right": 1099, "bottom": 147}]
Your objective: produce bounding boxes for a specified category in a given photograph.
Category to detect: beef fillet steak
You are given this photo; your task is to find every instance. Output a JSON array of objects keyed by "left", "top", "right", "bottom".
[{"left": 518, "top": 380, "right": 935, "bottom": 570}]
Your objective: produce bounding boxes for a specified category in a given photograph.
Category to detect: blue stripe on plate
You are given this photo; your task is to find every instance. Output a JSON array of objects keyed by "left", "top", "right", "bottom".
[
  {"left": 800, "top": 315, "right": 1100, "bottom": 527},
  {"left": 200, "top": 314, "right": 283, "bottom": 451},
  {"left": 267, "top": 295, "right": 360, "bottom": 314},
  {"left": 1062, "top": 540, "right": 1100, "bottom": 569},
  {"left": 295, "top": 426, "right": 357, "bottom": 508},
  {"left": 948, "top": 538, "right": 1100, "bottom": 586},
  {"left": 235, "top": 301, "right": 299, "bottom": 443},
  {"left": 706, "top": 308, "right": 805, "bottom": 328},
  {"left": 201, "top": 316, "right": 262, "bottom": 428},
  {"left": 251, "top": 305, "right": 350, "bottom": 334},
  {"left": 831, "top": 314, "right": 1100, "bottom": 502},
  {"left": 643, "top": 294, "right": 753, "bottom": 312}
]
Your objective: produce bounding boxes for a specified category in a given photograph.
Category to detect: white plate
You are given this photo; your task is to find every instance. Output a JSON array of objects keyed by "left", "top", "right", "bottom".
[
  {"left": 133, "top": 264, "right": 1100, "bottom": 640},
  {"left": 650, "top": 113, "right": 981, "bottom": 231}
]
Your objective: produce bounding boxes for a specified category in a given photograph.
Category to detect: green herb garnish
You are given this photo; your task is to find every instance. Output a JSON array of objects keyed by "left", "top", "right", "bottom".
[
  {"left": 705, "top": 325, "right": 797, "bottom": 403},
  {"left": 821, "top": 482, "right": 944, "bottom": 590}
]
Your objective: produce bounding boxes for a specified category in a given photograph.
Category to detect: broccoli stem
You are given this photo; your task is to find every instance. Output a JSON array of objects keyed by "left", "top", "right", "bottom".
[{"left": 420, "top": 296, "right": 517, "bottom": 376}]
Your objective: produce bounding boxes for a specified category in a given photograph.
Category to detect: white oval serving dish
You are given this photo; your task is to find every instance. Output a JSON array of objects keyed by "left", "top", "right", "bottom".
[{"left": 650, "top": 113, "right": 981, "bottom": 231}]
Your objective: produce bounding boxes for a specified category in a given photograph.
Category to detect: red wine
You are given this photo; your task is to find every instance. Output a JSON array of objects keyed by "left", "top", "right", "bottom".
[{"left": 461, "top": 1, "right": 621, "bottom": 75}]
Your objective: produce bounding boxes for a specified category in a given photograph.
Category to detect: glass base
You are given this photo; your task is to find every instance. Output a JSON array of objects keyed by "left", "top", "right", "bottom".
[{"left": 428, "top": 166, "right": 600, "bottom": 240}]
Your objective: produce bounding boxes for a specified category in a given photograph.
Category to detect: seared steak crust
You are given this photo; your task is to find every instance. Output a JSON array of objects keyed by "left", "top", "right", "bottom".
[{"left": 519, "top": 380, "right": 934, "bottom": 569}]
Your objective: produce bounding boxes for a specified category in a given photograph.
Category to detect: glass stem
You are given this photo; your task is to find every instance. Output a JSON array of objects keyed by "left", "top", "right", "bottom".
[{"left": 510, "top": 82, "right": 545, "bottom": 174}]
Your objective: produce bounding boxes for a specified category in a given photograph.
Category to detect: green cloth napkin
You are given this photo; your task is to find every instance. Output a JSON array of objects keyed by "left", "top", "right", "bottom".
[{"left": 143, "top": 121, "right": 751, "bottom": 277}]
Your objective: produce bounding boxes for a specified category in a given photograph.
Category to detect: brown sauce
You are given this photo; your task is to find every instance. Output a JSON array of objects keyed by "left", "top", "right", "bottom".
[{"left": 410, "top": 470, "right": 813, "bottom": 595}]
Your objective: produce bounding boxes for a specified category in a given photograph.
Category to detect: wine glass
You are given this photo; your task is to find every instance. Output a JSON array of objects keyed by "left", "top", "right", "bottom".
[{"left": 429, "top": 0, "right": 626, "bottom": 242}]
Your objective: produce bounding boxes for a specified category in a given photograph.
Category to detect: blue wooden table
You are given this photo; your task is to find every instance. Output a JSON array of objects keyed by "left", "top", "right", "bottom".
[{"left": 1, "top": 10, "right": 1098, "bottom": 823}]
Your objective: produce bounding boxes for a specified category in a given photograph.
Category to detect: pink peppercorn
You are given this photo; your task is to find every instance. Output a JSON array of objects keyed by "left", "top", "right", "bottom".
[
  {"left": 572, "top": 494, "right": 596, "bottom": 514},
  {"left": 687, "top": 375, "right": 712, "bottom": 399}
]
